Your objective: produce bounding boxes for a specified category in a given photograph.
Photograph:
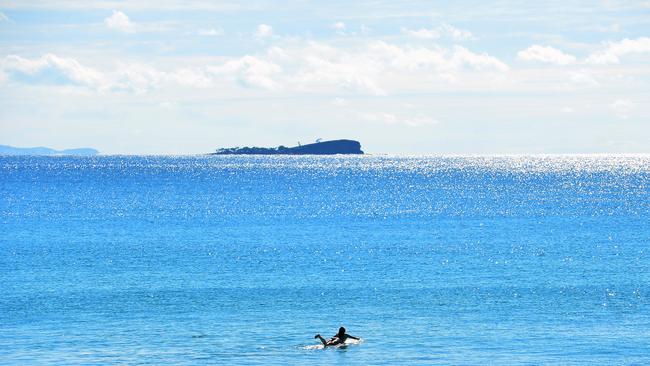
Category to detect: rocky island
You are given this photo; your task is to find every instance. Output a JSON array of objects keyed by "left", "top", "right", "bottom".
[{"left": 212, "top": 139, "right": 364, "bottom": 155}]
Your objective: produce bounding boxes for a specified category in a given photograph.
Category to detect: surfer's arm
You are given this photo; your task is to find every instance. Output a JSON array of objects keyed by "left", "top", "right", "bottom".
[
  {"left": 326, "top": 336, "right": 341, "bottom": 345},
  {"left": 346, "top": 334, "right": 360, "bottom": 340}
]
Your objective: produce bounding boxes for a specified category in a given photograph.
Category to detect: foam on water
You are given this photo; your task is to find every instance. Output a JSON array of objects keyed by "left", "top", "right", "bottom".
[{"left": 301, "top": 338, "right": 363, "bottom": 351}]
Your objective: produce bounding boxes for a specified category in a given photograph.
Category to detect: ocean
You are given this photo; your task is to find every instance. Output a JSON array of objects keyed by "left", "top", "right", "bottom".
[{"left": 1, "top": 155, "right": 649, "bottom": 365}]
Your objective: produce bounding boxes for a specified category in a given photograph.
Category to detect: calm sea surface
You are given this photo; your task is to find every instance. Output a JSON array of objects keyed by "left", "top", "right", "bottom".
[{"left": 1, "top": 155, "right": 649, "bottom": 365}]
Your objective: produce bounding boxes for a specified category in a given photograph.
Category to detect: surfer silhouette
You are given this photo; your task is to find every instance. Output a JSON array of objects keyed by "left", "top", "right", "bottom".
[{"left": 314, "top": 326, "right": 359, "bottom": 347}]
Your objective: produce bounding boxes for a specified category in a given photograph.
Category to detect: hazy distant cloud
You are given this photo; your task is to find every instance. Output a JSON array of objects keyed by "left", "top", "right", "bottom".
[
  {"left": 169, "top": 67, "right": 212, "bottom": 88},
  {"left": 403, "top": 114, "right": 439, "bottom": 127},
  {"left": 0, "top": 11, "right": 9, "bottom": 22},
  {"left": 586, "top": 37, "right": 650, "bottom": 64},
  {"left": 402, "top": 23, "right": 474, "bottom": 41},
  {"left": 105, "top": 10, "right": 136, "bottom": 33},
  {"left": 112, "top": 62, "right": 168, "bottom": 93},
  {"left": 610, "top": 99, "right": 634, "bottom": 119},
  {"left": 255, "top": 24, "right": 273, "bottom": 38},
  {"left": 197, "top": 28, "right": 223, "bottom": 36},
  {"left": 332, "top": 21, "right": 346, "bottom": 35},
  {"left": 359, "top": 112, "right": 399, "bottom": 124},
  {"left": 567, "top": 69, "right": 599, "bottom": 87},
  {"left": 517, "top": 45, "right": 576, "bottom": 65},
  {"left": 332, "top": 21, "right": 346, "bottom": 31},
  {"left": 596, "top": 23, "right": 621, "bottom": 33},
  {"left": 332, "top": 97, "right": 349, "bottom": 107},
  {"left": 0, "top": 1, "right": 257, "bottom": 11},
  {"left": 158, "top": 100, "right": 178, "bottom": 109},
  {"left": 358, "top": 111, "right": 439, "bottom": 127}
]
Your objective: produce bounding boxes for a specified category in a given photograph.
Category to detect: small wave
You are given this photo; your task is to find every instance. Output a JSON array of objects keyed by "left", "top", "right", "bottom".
[
  {"left": 302, "top": 344, "right": 325, "bottom": 350},
  {"left": 301, "top": 338, "right": 363, "bottom": 350}
]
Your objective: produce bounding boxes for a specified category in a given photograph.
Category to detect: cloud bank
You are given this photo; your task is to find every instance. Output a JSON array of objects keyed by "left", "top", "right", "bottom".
[{"left": 1, "top": 40, "right": 511, "bottom": 95}]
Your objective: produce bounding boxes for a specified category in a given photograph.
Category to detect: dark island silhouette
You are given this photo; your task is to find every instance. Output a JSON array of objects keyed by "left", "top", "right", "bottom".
[{"left": 212, "top": 139, "right": 363, "bottom": 155}]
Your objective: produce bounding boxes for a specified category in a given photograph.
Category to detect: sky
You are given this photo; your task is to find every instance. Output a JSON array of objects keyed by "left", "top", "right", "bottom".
[{"left": 0, "top": 0, "right": 649, "bottom": 155}]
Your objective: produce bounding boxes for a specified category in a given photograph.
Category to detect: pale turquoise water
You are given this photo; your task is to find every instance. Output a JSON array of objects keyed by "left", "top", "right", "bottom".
[{"left": 1, "top": 155, "right": 649, "bottom": 365}]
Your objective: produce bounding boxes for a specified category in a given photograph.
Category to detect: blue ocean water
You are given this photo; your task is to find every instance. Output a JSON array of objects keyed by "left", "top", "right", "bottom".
[{"left": 1, "top": 155, "right": 649, "bottom": 365}]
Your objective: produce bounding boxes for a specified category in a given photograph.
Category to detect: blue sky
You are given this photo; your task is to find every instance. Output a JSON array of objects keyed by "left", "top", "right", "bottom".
[{"left": 0, "top": 0, "right": 649, "bottom": 154}]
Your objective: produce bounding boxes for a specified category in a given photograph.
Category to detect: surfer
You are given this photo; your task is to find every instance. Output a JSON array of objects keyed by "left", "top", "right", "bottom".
[{"left": 314, "top": 326, "right": 360, "bottom": 347}]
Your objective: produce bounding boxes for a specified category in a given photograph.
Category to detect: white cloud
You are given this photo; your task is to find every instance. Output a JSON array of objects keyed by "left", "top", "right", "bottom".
[
  {"left": 402, "top": 23, "right": 474, "bottom": 41},
  {"left": 517, "top": 45, "right": 576, "bottom": 65},
  {"left": 439, "top": 23, "right": 474, "bottom": 41},
  {"left": 105, "top": 10, "right": 136, "bottom": 33},
  {"left": 586, "top": 37, "right": 650, "bottom": 64},
  {"left": 0, "top": 11, "right": 9, "bottom": 22},
  {"left": 197, "top": 28, "right": 223, "bottom": 36},
  {"left": 451, "top": 45, "right": 509, "bottom": 71},
  {"left": 255, "top": 24, "right": 273, "bottom": 38},
  {"left": 1, "top": 54, "right": 171, "bottom": 92},
  {"left": 402, "top": 27, "right": 440, "bottom": 39},
  {"left": 610, "top": 99, "right": 634, "bottom": 119},
  {"left": 2, "top": 54, "right": 108, "bottom": 89},
  {"left": 207, "top": 55, "right": 281, "bottom": 90},
  {"left": 361, "top": 41, "right": 508, "bottom": 75}
]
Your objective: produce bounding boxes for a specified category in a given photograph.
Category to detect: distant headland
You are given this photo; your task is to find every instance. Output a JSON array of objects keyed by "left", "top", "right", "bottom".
[
  {"left": 212, "top": 139, "right": 364, "bottom": 155},
  {"left": 0, "top": 145, "right": 99, "bottom": 156}
]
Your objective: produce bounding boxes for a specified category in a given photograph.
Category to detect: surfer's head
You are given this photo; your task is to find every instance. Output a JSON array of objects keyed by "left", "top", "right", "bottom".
[{"left": 338, "top": 327, "right": 346, "bottom": 336}]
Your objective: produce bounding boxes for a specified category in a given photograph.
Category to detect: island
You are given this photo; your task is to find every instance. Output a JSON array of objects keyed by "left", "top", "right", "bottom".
[
  {"left": 212, "top": 139, "right": 364, "bottom": 155},
  {"left": 0, "top": 145, "right": 99, "bottom": 156}
]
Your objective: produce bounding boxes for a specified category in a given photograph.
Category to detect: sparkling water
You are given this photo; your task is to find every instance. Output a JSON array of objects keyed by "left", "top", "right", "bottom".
[{"left": 1, "top": 155, "right": 649, "bottom": 365}]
